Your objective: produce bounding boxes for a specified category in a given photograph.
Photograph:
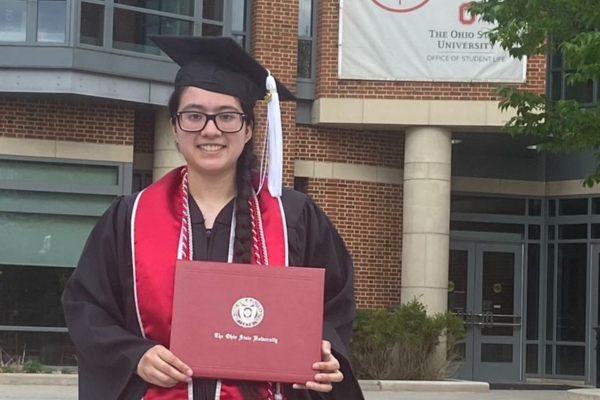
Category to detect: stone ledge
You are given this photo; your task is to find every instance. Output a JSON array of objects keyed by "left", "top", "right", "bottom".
[
  {"left": 0, "top": 373, "right": 77, "bottom": 386},
  {"left": 567, "top": 389, "right": 600, "bottom": 399},
  {"left": 359, "top": 380, "right": 490, "bottom": 392}
]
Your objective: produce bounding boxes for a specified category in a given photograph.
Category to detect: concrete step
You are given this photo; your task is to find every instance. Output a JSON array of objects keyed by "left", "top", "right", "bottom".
[{"left": 567, "top": 389, "right": 600, "bottom": 400}]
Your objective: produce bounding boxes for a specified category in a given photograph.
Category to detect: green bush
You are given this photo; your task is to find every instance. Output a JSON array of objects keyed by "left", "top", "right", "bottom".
[
  {"left": 22, "top": 360, "right": 43, "bottom": 374},
  {"left": 350, "top": 299, "right": 465, "bottom": 380}
]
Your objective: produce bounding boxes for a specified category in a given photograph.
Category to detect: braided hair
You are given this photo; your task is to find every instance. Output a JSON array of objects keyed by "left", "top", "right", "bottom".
[{"left": 169, "top": 88, "right": 260, "bottom": 400}]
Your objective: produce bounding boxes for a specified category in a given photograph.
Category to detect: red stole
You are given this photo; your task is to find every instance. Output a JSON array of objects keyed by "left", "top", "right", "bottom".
[{"left": 132, "top": 167, "right": 287, "bottom": 400}]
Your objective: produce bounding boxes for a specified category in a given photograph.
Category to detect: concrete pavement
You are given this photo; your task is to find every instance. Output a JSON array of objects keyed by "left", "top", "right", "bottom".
[{"left": 0, "top": 386, "right": 569, "bottom": 400}]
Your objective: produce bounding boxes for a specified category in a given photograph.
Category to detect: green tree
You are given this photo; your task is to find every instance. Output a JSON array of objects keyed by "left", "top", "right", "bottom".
[{"left": 469, "top": 0, "right": 600, "bottom": 186}]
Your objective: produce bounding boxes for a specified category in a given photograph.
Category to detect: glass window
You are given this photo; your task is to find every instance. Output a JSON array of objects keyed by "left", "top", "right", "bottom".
[
  {"left": 0, "top": 212, "right": 98, "bottom": 268},
  {"left": 451, "top": 195, "right": 526, "bottom": 215},
  {"left": 548, "top": 225, "right": 556, "bottom": 240},
  {"left": 545, "top": 345, "right": 553, "bottom": 374},
  {"left": 556, "top": 244, "right": 587, "bottom": 342},
  {"left": 0, "top": 159, "right": 118, "bottom": 186},
  {"left": 298, "top": 0, "right": 312, "bottom": 37},
  {"left": 202, "top": 23, "right": 223, "bottom": 37},
  {"left": 559, "top": 198, "right": 588, "bottom": 216},
  {"left": 549, "top": 199, "right": 556, "bottom": 216},
  {"left": 80, "top": 2, "right": 104, "bottom": 46},
  {"left": 449, "top": 221, "right": 525, "bottom": 238},
  {"left": 113, "top": 8, "right": 193, "bottom": 55},
  {"left": 558, "top": 224, "right": 587, "bottom": 240},
  {"left": 592, "top": 198, "right": 600, "bottom": 214},
  {"left": 297, "top": 39, "right": 312, "bottom": 79},
  {"left": 232, "top": 34, "right": 244, "bottom": 47},
  {"left": 528, "top": 225, "right": 541, "bottom": 240},
  {"left": 551, "top": 52, "right": 563, "bottom": 69},
  {"left": 132, "top": 171, "right": 153, "bottom": 192},
  {"left": 592, "top": 223, "right": 600, "bottom": 239},
  {"left": 565, "top": 78, "right": 594, "bottom": 104},
  {"left": 481, "top": 343, "right": 512, "bottom": 363},
  {"left": 0, "top": 265, "right": 73, "bottom": 327},
  {"left": 528, "top": 199, "right": 542, "bottom": 216},
  {"left": 526, "top": 244, "right": 540, "bottom": 341},
  {"left": 0, "top": 190, "right": 114, "bottom": 216},
  {"left": 556, "top": 345, "right": 585, "bottom": 376},
  {"left": 546, "top": 244, "right": 555, "bottom": 341},
  {"left": 0, "top": 331, "right": 76, "bottom": 366},
  {"left": 0, "top": 0, "right": 27, "bottom": 42},
  {"left": 37, "top": 0, "right": 66, "bottom": 43},
  {"left": 293, "top": 177, "right": 308, "bottom": 195},
  {"left": 232, "top": 0, "right": 245, "bottom": 31},
  {"left": 203, "top": 0, "right": 224, "bottom": 21},
  {"left": 116, "top": 0, "right": 194, "bottom": 17},
  {"left": 551, "top": 72, "right": 562, "bottom": 102},
  {"left": 526, "top": 344, "right": 538, "bottom": 375}
]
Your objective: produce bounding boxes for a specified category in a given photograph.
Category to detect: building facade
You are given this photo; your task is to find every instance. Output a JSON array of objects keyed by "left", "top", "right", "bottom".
[{"left": 1, "top": 0, "right": 599, "bottom": 386}]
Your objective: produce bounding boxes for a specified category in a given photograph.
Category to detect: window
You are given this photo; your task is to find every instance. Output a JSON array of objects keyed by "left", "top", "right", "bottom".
[
  {"left": 297, "top": 0, "right": 314, "bottom": 79},
  {"left": 79, "top": 0, "right": 247, "bottom": 55},
  {"left": 0, "top": 0, "right": 27, "bottom": 42},
  {"left": 80, "top": 1, "right": 104, "bottom": 46},
  {"left": 548, "top": 51, "right": 597, "bottom": 106},
  {"left": 132, "top": 170, "right": 153, "bottom": 192},
  {"left": 0, "top": 156, "right": 128, "bottom": 367},
  {"left": 112, "top": 7, "right": 194, "bottom": 54},
  {"left": 231, "top": 0, "right": 247, "bottom": 46},
  {"left": 37, "top": 0, "right": 67, "bottom": 43},
  {"left": 0, "top": 0, "right": 68, "bottom": 44}
]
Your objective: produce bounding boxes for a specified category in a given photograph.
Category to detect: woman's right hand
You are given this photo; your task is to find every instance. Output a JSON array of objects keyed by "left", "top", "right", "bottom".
[{"left": 136, "top": 345, "right": 193, "bottom": 387}]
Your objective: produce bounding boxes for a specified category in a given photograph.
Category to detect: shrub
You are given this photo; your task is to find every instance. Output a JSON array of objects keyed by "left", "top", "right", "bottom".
[
  {"left": 350, "top": 299, "right": 465, "bottom": 380},
  {"left": 22, "top": 360, "right": 43, "bottom": 374}
]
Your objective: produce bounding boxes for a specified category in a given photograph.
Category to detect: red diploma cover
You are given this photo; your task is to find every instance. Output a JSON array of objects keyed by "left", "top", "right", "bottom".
[{"left": 170, "top": 260, "right": 325, "bottom": 383}]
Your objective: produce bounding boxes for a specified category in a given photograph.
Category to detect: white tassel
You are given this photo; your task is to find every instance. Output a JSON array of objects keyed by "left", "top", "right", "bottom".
[{"left": 265, "top": 72, "right": 283, "bottom": 198}]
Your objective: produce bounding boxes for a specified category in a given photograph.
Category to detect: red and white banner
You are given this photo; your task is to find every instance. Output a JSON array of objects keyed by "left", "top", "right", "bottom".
[{"left": 339, "top": 0, "right": 526, "bottom": 82}]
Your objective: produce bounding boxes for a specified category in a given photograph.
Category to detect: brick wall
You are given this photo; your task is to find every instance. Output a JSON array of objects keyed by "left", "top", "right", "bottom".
[
  {"left": 296, "top": 127, "right": 403, "bottom": 169},
  {"left": 0, "top": 95, "right": 134, "bottom": 145},
  {"left": 296, "top": 128, "right": 404, "bottom": 308},
  {"left": 316, "top": 0, "right": 547, "bottom": 99},
  {"left": 307, "top": 180, "right": 403, "bottom": 309},
  {"left": 252, "top": 0, "right": 405, "bottom": 309},
  {"left": 134, "top": 109, "right": 155, "bottom": 154}
]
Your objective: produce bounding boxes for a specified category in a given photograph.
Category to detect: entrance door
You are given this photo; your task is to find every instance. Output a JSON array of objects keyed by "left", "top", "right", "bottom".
[{"left": 449, "top": 242, "right": 524, "bottom": 382}]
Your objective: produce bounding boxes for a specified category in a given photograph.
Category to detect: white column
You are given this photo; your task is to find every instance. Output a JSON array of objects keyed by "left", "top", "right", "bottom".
[
  {"left": 153, "top": 107, "right": 185, "bottom": 181},
  {"left": 401, "top": 126, "right": 452, "bottom": 315}
]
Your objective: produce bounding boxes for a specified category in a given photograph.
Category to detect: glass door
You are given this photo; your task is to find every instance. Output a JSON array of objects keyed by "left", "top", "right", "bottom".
[{"left": 450, "top": 242, "right": 524, "bottom": 382}]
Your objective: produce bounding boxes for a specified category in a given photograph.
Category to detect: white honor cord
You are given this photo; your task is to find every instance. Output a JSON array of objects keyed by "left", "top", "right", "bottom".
[{"left": 214, "top": 379, "right": 222, "bottom": 400}]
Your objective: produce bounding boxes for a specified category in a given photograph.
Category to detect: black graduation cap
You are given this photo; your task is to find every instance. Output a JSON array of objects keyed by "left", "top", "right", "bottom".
[{"left": 149, "top": 35, "right": 295, "bottom": 103}]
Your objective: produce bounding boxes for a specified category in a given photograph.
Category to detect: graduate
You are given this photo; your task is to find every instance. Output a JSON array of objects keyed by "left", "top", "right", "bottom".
[{"left": 61, "top": 35, "right": 364, "bottom": 400}]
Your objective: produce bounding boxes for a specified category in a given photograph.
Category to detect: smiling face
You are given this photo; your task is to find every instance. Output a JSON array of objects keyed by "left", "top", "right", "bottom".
[{"left": 172, "top": 86, "right": 253, "bottom": 177}]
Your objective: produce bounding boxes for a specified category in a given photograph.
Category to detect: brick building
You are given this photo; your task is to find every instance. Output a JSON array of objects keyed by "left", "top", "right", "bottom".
[{"left": 1, "top": 0, "right": 599, "bottom": 387}]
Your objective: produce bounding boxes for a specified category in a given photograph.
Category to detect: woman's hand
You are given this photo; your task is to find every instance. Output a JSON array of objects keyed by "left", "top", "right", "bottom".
[
  {"left": 293, "top": 340, "right": 344, "bottom": 392},
  {"left": 136, "top": 345, "right": 193, "bottom": 388}
]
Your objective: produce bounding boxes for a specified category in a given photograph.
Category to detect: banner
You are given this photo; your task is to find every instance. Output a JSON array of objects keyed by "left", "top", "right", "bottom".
[{"left": 339, "top": 0, "right": 526, "bottom": 83}]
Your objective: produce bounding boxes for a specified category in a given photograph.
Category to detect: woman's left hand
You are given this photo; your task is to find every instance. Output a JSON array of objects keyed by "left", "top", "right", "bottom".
[{"left": 293, "top": 340, "right": 344, "bottom": 392}]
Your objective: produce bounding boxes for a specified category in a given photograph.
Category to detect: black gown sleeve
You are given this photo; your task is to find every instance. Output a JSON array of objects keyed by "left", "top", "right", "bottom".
[
  {"left": 61, "top": 196, "right": 156, "bottom": 400},
  {"left": 285, "top": 190, "right": 365, "bottom": 400}
]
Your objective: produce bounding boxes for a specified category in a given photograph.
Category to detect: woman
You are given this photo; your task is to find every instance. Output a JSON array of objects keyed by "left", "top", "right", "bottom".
[{"left": 62, "top": 35, "right": 364, "bottom": 400}]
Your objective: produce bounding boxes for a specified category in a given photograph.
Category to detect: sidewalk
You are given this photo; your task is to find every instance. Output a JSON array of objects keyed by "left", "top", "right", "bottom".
[{"left": 0, "top": 385, "right": 569, "bottom": 400}]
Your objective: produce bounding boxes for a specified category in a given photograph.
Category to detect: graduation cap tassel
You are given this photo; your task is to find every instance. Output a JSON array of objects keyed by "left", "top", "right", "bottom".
[{"left": 265, "top": 72, "right": 283, "bottom": 198}]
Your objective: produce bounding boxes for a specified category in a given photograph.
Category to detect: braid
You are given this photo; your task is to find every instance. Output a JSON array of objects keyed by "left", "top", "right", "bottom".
[
  {"left": 234, "top": 139, "right": 255, "bottom": 263},
  {"left": 234, "top": 140, "right": 261, "bottom": 400}
]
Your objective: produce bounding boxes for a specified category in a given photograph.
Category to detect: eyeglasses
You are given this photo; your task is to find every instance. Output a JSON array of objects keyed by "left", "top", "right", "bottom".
[{"left": 174, "top": 111, "right": 247, "bottom": 133}]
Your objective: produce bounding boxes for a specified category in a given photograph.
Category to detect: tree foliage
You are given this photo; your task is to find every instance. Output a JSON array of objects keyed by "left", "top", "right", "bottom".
[{"left": 469, "top": 0, "right": 600, "bottom": 186}]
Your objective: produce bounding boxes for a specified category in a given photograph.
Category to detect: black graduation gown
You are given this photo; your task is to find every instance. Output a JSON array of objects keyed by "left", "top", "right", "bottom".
[{"left": 61, "top": 187, "right": 364, "bottom": 400}]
